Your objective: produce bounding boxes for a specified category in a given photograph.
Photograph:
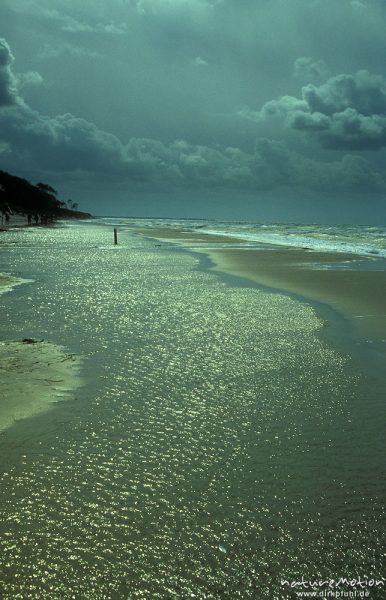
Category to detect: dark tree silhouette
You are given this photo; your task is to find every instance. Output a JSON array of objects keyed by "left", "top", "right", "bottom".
[
  {"left": 0, "top": 170, "right": 91, "bottom": 222},
  {"left": 67, "top": 199, "right": 79, "bottom": 210},
  {"left": 36, "top": 182, "right": 58, "bottom": 196}
]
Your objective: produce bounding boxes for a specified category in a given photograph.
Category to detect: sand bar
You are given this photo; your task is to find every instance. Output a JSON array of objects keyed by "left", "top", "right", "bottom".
[
  {"left": 0, "top": 273, "right": 33, "bottom": 295},
  {"left": 1, "top": 276, "right": 82, "bottom": 432},
  {"left": 138, "top": 227, "right": 249, "bottom": 245},
  {"left": 0, "top": 340, "right": 81, "bottom": 432},
  {"left": 138, "top": 227, "right": 386, "bottom": 339}
]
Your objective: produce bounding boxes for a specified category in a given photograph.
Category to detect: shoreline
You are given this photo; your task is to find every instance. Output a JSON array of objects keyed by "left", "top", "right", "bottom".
[{"left": 137, "top": 227, "right": 386, "bottom": 341}]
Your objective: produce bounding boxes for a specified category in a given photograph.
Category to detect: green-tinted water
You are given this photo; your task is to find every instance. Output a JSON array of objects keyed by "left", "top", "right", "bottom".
[{"left": 0, "top": 223, "right": 384, "bottom": 599}]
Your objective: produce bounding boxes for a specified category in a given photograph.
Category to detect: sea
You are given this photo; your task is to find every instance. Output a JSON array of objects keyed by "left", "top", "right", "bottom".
[
  {"left": 0, "top": 218, "right": 385, "bottom": 599},
  {"left": 105, "top": 218, "right": 386, "bottom": 257}
]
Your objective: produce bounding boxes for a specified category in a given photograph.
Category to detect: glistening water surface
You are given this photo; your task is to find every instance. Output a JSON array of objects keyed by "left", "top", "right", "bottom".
[{"left": 0, "top": 222, "right": 384, "bottom": 599}]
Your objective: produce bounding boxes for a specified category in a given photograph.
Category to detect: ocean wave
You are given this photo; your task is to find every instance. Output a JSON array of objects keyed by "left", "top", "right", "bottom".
[{"left": 199, "top": 224, "right": 386, "bottom": 258}]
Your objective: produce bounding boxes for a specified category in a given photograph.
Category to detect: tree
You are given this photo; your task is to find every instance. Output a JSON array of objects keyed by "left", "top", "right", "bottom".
[
  {"left": 36, "top": 182, "right": 58, "bottom": 196},
  {"left": 0, "top": 170, "right": 91, "bottom": 219},
  {"left": 67, "top": 199, "right": 79, "bottom": 210}
]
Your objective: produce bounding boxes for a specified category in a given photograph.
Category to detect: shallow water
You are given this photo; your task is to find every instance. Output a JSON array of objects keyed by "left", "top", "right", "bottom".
[{"left": 0, "top": 222, "right": 385, "bottom": 599}]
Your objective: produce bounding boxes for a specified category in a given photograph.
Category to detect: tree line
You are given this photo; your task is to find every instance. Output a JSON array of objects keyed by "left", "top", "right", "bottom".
[{"left": 0, "top": 169, "right": 91, "bottom": 225}]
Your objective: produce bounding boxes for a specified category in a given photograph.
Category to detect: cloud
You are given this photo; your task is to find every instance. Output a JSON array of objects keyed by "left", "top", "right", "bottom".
[
  {"left": 123, "top": 138, "right": 254, "bottom": 186},
  {"left": 2, "top": 2, "right": 126, "bottom": 36},
  {"left": 253, "top": 138, "right": 385, "bottom": 192},
  {"left": 0, "top": 106, "right": 127, "bottom": 173},
  {"left": 2, "top": 103, "right": 384, "bottom": 193},
  {"left": 3, "top": 91, "right": 382, "bottom": 193},
  {"left": 0, "top": 141, "right": 11, "bottom": 156},
  {"left": 0, "top": 39, "right": 19, "bottom": 107},
  {"left": 60, "top": 18, "right": 126, "bottom": 35},
  {"left": 133, "top": 0, "right": 220, "bottom": 15},
  {"left": 125, "top": 137, "right": 385, "bottom": 192},
  {"left": 302, "top": 71, "right": 386, "bottom": 115},
  {"left": 259, "top": 96, "right": 309, "bottom": 121},
  {"left": 37, "top": 43, "right": 101, "bottom": 60},
  {"left": 191, "top": 56, "right": 208, "bottom": 67},
  {"left": 55, "top": 12, "right": 126, "bottom": 35},
  {"left": 0, "top": 38, "right": 384, "bottom": 195},
  {"left": 0, "top": 38, "right": 126, "bottom": 172},
  {"left": 255, "top": 70, "right": 386, "bottom": 149},
  {"left": 293, "top": 57, "right": 331, "bottom": 84},
  {"left": 16, "top": 71, "right": 44, "bottom": 89},
  {"left": 350, "top": 0, "right": 367, "bottom": 10}
]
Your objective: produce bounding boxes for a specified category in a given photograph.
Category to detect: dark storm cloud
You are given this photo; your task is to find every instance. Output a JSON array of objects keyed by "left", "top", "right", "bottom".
[
  {"left": 302, "top": 71, "right": 386, "bottom": 116},
  {"left": 2, "top": 0, "right": 386, "bottom": 212},
  {"left": 1, "top": 35, "right": 384, "bottom": 195},
  {"left": 2, "top": 95, "right": 383, "bottom": 193},
  {"left": 0, "top": 105, "right": 127, "bottom": 173},
  {"left": 0, "top": 37, "right": 126, "bottom": 172},
  {"left": 252, "top": 138, "right": 384, "bottom": 192},
  {"left": 256, "top": 70, "right": 386, "bottom": 150}
]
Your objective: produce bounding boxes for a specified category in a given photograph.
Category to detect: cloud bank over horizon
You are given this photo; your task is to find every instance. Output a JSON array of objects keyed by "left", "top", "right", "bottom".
[{"left": 1, "top": 0, "right": 386, "bottom": 220}]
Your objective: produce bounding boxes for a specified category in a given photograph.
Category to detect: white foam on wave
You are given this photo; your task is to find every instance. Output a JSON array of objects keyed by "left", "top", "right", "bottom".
[
  {"left": 91, "top": 217, "right": 386, "bottom": 259},
  {"left": 201, "top": 228, "right": 386, "bottom": 258}
]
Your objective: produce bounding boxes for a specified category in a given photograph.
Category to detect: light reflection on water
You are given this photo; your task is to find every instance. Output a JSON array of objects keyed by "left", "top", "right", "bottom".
[{"left": 0, "top": 223, "right": 385, "bottom": 599}]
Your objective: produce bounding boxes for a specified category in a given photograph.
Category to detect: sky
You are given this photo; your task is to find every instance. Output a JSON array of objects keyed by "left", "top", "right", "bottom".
[{"left": 1, "top": 0, "right": 386, "bottom": 222}]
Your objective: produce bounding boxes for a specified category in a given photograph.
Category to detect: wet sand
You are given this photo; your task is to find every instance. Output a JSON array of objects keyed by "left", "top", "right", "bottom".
[
  {"left": 139, "top": 227, "right": 386, "bottom": 339},
  {"left": 138, "top": 227, "right": 248, "bottom": 245}
]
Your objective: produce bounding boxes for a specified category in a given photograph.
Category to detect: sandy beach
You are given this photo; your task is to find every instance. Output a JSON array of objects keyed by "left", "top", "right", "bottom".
[
  {"left": 0, "top": 221, "right": 384, "bottom": 599},
  {"left": 139, "top": 227, "right": 386, "bottom": 339}
]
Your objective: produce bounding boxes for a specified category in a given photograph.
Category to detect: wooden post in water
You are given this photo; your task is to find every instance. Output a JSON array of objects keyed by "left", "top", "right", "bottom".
[{"left": 114, "top": 228, "right": 118, "bottom": 245}]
